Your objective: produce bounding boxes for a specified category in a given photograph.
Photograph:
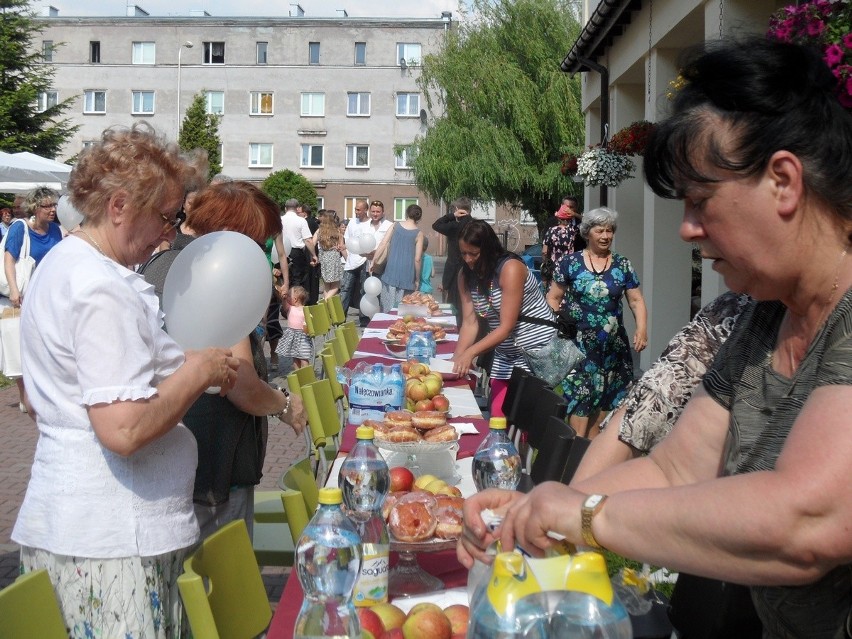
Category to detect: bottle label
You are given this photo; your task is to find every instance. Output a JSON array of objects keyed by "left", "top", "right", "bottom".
[{"left": 353, "top": 549, "right": 389, "bottom": 606}]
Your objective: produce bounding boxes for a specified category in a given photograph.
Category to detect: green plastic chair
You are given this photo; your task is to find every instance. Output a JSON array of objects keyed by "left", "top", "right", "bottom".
[
  {"left": 320, "top": 347, "right": 349, "bottom": 429},
  {"left": 178, "top": 519, "right": 272, "bottom": 639},
  {"left": 0, "top": 569, "right": 67, "bottom": 639},
  {"left": 340, "top": 320, "right": 360, "bottom": 357},
  {"left": 326, "top": 294, "right": 347, "bottom": 326},
  {"left": 280, "top": 456, "right": 321, "bottom": 543},
  {"left": 334, "top": 325, "right": 356, "bottom": 359},
  {"left": 301, "top": 378, "right": 342, "bottom": 478},
  {"left": 286, "top": 365, "right": 317, "bottom": 398},
  {"left": 325, "top": 335, "right": 350, "bottom": 370},
  {"left": 304, "top": 301, "right": 331, "bottom": 339}
]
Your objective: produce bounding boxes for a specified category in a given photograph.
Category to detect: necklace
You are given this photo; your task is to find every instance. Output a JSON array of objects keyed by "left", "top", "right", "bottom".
[
  {"left": 75, "top": 228, "right": 105, "bottom": 256},
  {"left": 585, "top": 250, "right": 610, "bottom": 276}
]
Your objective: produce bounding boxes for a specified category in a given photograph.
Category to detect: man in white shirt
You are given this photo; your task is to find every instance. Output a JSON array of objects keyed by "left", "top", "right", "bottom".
[
  {"left": 280, "top": 197, "right": 316, "bottom": 290},
  {"left": 340, "top": 198, "right": 369, "bottom": 314},
  {"left": 356, "top": 199, "right": 393, "bottom": 325}
]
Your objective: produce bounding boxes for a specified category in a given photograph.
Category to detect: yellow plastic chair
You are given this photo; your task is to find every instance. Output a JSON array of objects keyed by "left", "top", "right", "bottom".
[
  {"left": 305, "top": 301, "right": 331, "bottom": 339},
  {"left": 334, "top": 325, "right": 356, "bottom": 359},
  {"left": 178, "top": 519, "right": 272, "bottom": 639},
  {"left": 301, "top": 378, "right": 342, "bottom": 478},
  {"left": 326, "top": 294, "right": 347, "bottom": 326},
  {"left": 320, "top": 348, "right": 348, "bottom": 430},
  {"left": 286, "top": 366, "right": 317, "bottom": 398},
  {"left": 279, "top": 456, "right": 321, "bottom": 543},
  {"left": 0, "top": 569, "right": 67, "bottom": 639},
  {"left": 325, "top": 335, "right": 350, "bottom": 369},
  {"left": 340, "top": 320, "right": 360, "bottom": 357}
]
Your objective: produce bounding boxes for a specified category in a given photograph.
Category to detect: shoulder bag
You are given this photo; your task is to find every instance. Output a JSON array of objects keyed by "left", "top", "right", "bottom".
[
  {"left": 0, "top": 219, "right": 36, "bottom": 298},
  {"left": 516, "top": 309, "right": 583, "bottom": 387}
]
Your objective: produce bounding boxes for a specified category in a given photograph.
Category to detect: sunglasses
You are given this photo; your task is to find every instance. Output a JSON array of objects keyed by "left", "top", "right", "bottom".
[
  {"left": 370, "top": 200, "right": 384, "bottom": 208},
  {"left": 161, "top": 207, "right": 186, "bottom": 231}
]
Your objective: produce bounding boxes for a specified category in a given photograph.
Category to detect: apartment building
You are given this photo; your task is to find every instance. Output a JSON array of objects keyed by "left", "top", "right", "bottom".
[{"left": 35, "top": 6, "right": 454, "bottom": 223}]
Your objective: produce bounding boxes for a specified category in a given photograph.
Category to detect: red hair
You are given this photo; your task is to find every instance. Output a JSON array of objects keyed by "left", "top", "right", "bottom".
[{"left": 188, "top": 181, "right": 282, "bottom": 244}]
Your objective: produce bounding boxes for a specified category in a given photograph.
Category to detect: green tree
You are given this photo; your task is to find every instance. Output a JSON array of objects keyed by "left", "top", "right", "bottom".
[
  {"left": 178, "top": 92, "right": 222, "bottom": 179},
  {"left": 261, "top": 169, "right": 318, "bottom": 209},
  {"left": 0, "top": 0, "right": 78, "bottom": 157},
  {"left": 413, "top": 0, "right": 584, "bottom": 229}
]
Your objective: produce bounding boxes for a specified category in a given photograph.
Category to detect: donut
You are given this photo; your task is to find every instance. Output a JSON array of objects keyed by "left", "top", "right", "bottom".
[
  {"left": 382, "top": 490, "right": 406, "bottom": 522},
  {"left": 362, "top": 419, "right": 390, "bottom": 434},
  {"left": 384, "top": 410, "right": 413, "bottom": 428},
  {"left": 379, "top": 426, "right": 422, "bottom": 443},
  {"left": 434, "top": 504, "right": 464, "bottom": 539},
  {"left": 411, "top": 410, "right": 448, "bottom": 430},
  {"left": 398, "top": 490, "right": 437, "bottom": 507},
  {"left": 423, "top": 423, "right": 458, "bottom": 443},
  {"left": 388, "top": 499, "right": 438, "bottom": 542}
]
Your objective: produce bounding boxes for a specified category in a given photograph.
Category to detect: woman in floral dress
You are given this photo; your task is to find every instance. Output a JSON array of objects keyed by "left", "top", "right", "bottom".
[
  {"left": 540, "top": 197, "right": 580, "bottom": 291},
  {"left": 546, "top": 206, "right": 647, "bottom": 438}
]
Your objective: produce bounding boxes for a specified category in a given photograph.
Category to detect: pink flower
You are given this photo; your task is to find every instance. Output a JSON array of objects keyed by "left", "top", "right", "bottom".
[
  {"left": 844, "top": 34, "right": 852, "bottom": 50},
  {"left": 825, "top": 44, "right": 844, "bottom": 67},
  {"left": 806, "top": 18, "right": 825, "bottom": 37}
]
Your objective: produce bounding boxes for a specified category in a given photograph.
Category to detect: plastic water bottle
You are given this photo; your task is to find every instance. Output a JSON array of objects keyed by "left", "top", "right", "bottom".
[
  {"left": 550, "top": 552, "right": 633, "bottom": 638},
  {"left": 294, "top": 487, "right": 362, "bottom": 639},
  {"left": 406, "top": 330, "right": 436, "bottom": 364},
  {"left": 386, "top": 363, "right": 405, "bottom": 413},
  {"left": 338, "top": 425, "right": 391, "bottom": 607},
  {"left": 473, "top": 417, "right": 522, "bottom": 491},
  {"left": 468, "top": 552, "right": 549, "bottom": 639},
  {"left": 349, "top": 364, "right": 402, "bottom": 425}
]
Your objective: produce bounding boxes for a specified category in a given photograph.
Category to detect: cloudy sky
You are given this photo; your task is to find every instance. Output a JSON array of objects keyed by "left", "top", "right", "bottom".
[{"left": 31, "top": 0, "right": 464, "bottom": 18}]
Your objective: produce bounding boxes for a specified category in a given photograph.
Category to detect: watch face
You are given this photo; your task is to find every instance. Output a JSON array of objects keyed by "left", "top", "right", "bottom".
[{"left": 585, "top": 494, "right": 604, "bottom": 509}]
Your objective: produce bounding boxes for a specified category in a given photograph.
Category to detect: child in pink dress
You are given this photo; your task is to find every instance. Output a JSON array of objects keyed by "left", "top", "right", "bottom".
[{"left": 275, "top": 285, "right": 312, "bottom": 369}]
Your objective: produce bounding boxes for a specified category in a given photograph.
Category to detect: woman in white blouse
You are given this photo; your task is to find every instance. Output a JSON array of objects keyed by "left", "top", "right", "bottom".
[{"left": 12, "top": 123, "right": 240, "bottom": 639}]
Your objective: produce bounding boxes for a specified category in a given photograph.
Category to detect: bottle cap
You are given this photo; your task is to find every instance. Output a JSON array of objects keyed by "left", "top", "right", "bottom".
[
  {"left": 489, "top": 416, "right": 508, "bottom": 430},
  {"left": 356, "top": 425, "right": 375, "bottom": 440},
  {"left": 318, "top": 487, "right": 343, "bottom": 505}
]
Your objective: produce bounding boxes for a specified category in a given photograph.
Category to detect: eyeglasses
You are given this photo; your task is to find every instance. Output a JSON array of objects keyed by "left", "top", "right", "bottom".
[{"left": 161, "top": 207, "right": 186, "bottom": 231}]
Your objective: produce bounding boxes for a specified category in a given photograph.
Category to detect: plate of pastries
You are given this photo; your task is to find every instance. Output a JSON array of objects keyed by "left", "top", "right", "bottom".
[{"left": 367, "top": 410, "right": 459, "bottom": 453}]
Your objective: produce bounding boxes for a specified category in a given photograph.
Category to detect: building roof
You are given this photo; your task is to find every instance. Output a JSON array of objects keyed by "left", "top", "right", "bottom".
[{"left": 561, "top": 0, "right": 642, "bottom": 74}]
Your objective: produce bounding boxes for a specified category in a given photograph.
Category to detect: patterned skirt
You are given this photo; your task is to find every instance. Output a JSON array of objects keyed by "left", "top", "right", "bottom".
[
  {"left": 20, "top": 545, "right": 191, "bottom": 639},
  {"left": 275, "top": 326, "right": 313, "bottom": 360}
]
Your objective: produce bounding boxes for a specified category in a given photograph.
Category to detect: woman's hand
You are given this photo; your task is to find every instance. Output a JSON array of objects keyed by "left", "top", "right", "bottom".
[
  {"left": 185, "top": 348, "right": 240, "bottom": 396},
  {"left": 458, "top": 488, "right": 524, "bottom": 568},
  {"left": 451, "top": 347, "right": 475, "bottom": 376},
  {"left": 8, "top": 289, "right": 22, "bottom": 308},
  {"left": 282, "top": 394, "right": 307, "bottom": 435},
  {"left": 633, "top": 329, "right": 648, "bottom": 352},
  {"left": 498, "top": 482, "right": 585, "bottom": 557}
]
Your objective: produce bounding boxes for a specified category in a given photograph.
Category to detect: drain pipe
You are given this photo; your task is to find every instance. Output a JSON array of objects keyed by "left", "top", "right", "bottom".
[{"left": 577, "top": 56, "right": 609, "bottom": 207}]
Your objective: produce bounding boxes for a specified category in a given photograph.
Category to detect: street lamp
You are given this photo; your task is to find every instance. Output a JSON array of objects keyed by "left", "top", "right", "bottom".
[{"left": 176, "top": 41, "right": 194, "bottom": 136}]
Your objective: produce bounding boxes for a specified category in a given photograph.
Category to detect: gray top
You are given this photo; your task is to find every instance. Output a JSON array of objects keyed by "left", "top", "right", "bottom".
[{"left": 380, "top": 223, "right": 421, "bottom": 290}]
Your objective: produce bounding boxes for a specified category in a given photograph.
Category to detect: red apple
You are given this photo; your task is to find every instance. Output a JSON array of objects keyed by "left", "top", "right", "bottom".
[
  {"left": 443, "top": 604, "right": 470, "bottom": 635},
  {"left": 372, "top": 603, "right": 407, "bottom": 632},
  {"left": 406, "top": 381, "right": 429, "bottom": 402},
  {"left": 357, "top": 607, "right": 385, "bottom": 639},
  {"left": 431, "top": 394, "right": 450, "bottom": 412},
  {"left": 389, "top": 466, "right": 415, "bottom": 492},
  {"left": 402, "top": 604, "right": 452, "bottom": 639},
  {"left": 414, "top": 398, "right": 435, "bottom": 412}
]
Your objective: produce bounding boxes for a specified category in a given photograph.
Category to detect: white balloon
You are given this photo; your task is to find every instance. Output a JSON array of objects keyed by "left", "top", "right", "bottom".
[
  {"left": 283, "top": 235, "right": 292, "bottom": 257},
  {"left": 363, "top": 276, "right": 382, "bottom": 297},
  {"left": 359, "top": 294, "right": 380, "bottom": 319},
  {"left": 56, "top": 194, "right": 84, "bottom": 230},
  {"left": 358, "top": 233, "right": 376, "bottom": 253},
  {"left": 271, "top": 243, "right": 279, "bottom": 264},
  {"left": 163, "top": 231, "right": 272, "bottom": 350},
  {"left": 345, "top": 235, "right": 362, "bottom": 254}
]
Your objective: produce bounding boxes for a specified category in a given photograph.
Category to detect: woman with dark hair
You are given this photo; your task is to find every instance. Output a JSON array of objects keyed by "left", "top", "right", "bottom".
[
  {"left": 140, "top": 180, "right": 307, "bottom": 539},
  {"left": 460, "top": 37, "right": 852, "bottom": 636},
  {"left": 451, "top": 219, "right": 557, "bottom": 416}
]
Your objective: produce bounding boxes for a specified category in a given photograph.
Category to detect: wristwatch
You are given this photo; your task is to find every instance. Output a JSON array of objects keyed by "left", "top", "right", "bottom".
[{"left": 581, "top": 494, "right": 608, "bottom": 549}]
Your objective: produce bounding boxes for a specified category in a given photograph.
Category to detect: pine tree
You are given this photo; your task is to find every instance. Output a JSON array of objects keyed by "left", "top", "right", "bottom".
[
  {"left": 178, "top": 92, "right": 222, "bottom": 179},
  {"left": 0, "top": 0, "right": 78, "bottom": 157}
]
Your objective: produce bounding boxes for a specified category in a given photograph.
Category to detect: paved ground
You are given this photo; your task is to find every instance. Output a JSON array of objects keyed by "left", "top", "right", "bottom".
[{"left": 0, "top": 256, "right": 447, "bottom": 607}]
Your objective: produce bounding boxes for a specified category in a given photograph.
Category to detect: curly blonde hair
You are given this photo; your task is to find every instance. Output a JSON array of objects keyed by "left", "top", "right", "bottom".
[{"left": 68, "top": 123, "right": 208, "bottom": 225}]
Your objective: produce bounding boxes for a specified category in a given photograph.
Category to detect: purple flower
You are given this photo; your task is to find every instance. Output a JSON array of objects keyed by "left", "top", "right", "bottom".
[
  {"left": 825, "top": 44, "right": 844, "bottom": 67},
  {"left": 806, "top": 18, "right": 826, "bottom": 37},
  {"left": 844, "top": 34, "right": 852, "bottom": 50}
]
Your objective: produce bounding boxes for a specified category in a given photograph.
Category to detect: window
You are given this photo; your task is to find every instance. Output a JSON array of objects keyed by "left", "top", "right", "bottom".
[
  {"left": 397, "top": 43, "right": 422, "bottom": 66},
  {"left": 131, "top": 41, "right": 155, "bottom": 64},
  {"left": 42, "top": 40, "right": 53, "bottom": 62},
  {"left": 395, "top": 145, "right": 416, "bottom": 169},
  {"left": 315, "top": 197, "right": 325, "bottom": 210},
  {"left": 346, "top": 144, "right": 370, "bottom": 168},
  {"left": 131, "top": 90, "right": 155, "bottom": 114},
  {"left": 308, "top": 42, "right": 320, "bottom": 65},
  {"left": 256, "top": 42, "right": 268, "bottom": 64},
  {"left": 300, "top": 144, "right": 324, "bottom": 168},
  {"left": 82, "top": 140, "right": 96, "bottom": 149},
  {"left": 89, "top": 41, "right": 100, "bottom": 63},
  {"left": 249, "top": 143, "right": 273, "bottom": 167},
  {"left": 344, "top": 197, "right": 368, "bottom": 219},
  {"left": 83, "top": 90, "right": 106, "bottom": 114},
  {"left": 203, "top": 42, "right": 225, "bottom": 65},
  {"left": 300, "top": 92, "right": 325, "bottom": 117},
  {"left": 205, "top": 91, "right": 224, "bottom": 115},
  {"left": 354, "top": 42, "right": 366, "bottom": 65},
  {"left": 36, "top": 91, "right": 58, "bottom": 113},
  {"left": 396, "top": 92, "right": 420, "bottom": 117},
  {"left": 394, "top": 198, "right": 419, "bottom": 221},
  {"left": 347, "top": 92, "right": 370, "bottom": 116},
  {"left": 250, "top": 91, "right": 273, "bottom": 115}
]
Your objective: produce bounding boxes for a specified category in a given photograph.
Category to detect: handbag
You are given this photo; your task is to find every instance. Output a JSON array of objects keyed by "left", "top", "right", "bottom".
[
  {"left": 517, "top": 310, "right": 583, "bottom": 387},
  {"left": 667, "top": 573, "right": 762, "bottom": 638},
  {"left": 0, "top": 306, "right": 23, "bottom": 377},
  {"left": 0, "top": 219, "right": 36, "bottom": 298}
]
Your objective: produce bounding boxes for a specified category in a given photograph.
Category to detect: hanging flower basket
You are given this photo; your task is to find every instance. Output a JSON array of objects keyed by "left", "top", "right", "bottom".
[
  {"left": 767, "top": 0, "right": 852, "bottom": 110},
  {"left": 609, "top": 120, "right": 656, "bottom": 156},
  {"left": 575, "top": 147, "right": 635, "bottom": 188}
]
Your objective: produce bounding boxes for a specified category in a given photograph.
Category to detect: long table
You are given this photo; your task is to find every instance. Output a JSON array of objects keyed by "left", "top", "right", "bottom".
[{"left": 266, "top": 310, "right": 486, "bottom": 638}]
